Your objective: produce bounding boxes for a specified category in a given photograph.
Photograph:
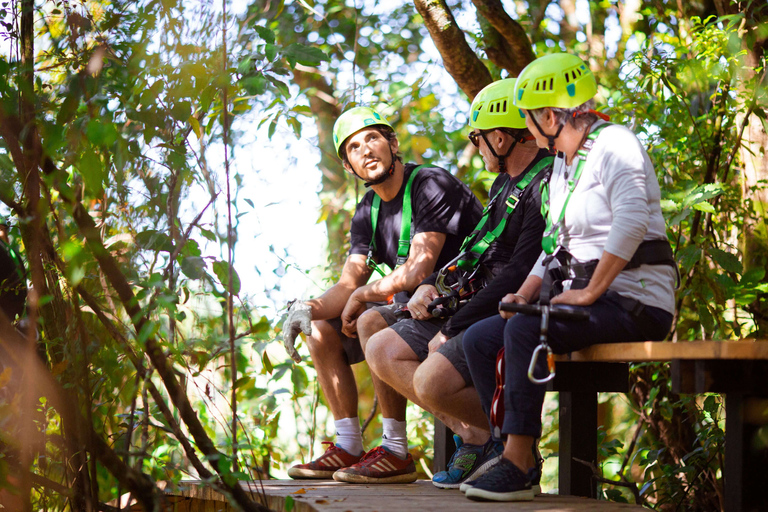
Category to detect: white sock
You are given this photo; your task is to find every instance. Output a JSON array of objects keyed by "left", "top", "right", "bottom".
[
  {"left": 334, "top": 417, "right": 363, "bottom": 456},
  {"left": 381, "top": 418, "right": 408, "bottom": 458}
]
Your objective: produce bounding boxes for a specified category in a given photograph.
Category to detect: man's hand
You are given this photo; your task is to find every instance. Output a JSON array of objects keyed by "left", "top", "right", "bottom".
[
  {"left": 407, "top": 285, "right": 440, "bottom": 320},
  {"left": 428, "top": 331, "right": 448, "bottom": 354},
  {"left": 341, "top": 289, "right": 367, "bottom": 338},
  {"left": 282, "top": 300, "right": 312, "bottom": 363}
]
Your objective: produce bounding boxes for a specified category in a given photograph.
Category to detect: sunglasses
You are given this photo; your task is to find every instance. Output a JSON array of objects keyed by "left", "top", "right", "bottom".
[{"left": 468, "top": 130, "right": 490, "bottom": 147}]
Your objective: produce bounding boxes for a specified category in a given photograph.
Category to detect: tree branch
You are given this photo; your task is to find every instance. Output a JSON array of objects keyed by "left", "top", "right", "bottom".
[
  {"left": 470, "top": 0, "right": 535, "bottom": 75},
  {"left": 413, "top": 0, "right": 492, "bottom": 98}
]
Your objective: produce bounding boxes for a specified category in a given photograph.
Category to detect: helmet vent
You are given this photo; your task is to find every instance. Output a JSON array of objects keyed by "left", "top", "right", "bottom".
[
  {"left": 533, "top": 75, "right": 555, "bottom": 92},
  {"left": 488, "top": 99, "right": 508, "bottom": 114},
  {"left": 563, "top": 65, "right": 585, "bottom": 84}
]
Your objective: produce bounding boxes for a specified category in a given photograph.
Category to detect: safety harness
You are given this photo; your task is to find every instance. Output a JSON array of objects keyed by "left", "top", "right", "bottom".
[
  {"left": 367, "top": 165, "right": 424, "bottom": 277},
  {"left": 538, "top": 122, "right": 678, "bottom": 304},
  {"left": 430, "top": 156, "right": 554, "bottom": 317}
]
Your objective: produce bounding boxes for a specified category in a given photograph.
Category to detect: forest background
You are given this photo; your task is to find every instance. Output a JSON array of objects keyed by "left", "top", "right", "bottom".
[{"left": 0, "top": 0, "right": 766, "bottom": 511}]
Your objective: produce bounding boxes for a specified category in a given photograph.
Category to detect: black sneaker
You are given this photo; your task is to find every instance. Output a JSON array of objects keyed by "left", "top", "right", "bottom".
[{"left": 465, "top": 457, "right": 534, "bottom": 502}]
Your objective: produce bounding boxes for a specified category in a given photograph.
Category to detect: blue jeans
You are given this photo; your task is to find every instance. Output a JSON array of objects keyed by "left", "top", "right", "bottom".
[{"left": 463, "top": 293, "right": 673, "bottom": 438}]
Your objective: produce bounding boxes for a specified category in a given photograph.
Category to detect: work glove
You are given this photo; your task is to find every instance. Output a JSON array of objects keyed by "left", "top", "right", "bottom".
[{"left": 282, "top": 300, "right": 312, "bottom": 363}]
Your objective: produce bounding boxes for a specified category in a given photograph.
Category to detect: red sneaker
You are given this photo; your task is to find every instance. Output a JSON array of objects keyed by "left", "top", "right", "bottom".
[
  {"left": 287, "top": 442, "right": 363, "bottom": 479},
  {"left": 333, "top": 446, "right": 418, "bottom": 484}
]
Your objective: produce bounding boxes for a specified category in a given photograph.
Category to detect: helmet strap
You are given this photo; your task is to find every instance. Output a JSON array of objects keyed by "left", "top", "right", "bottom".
[
  {"left": 481, "top": 130, "right": 519, "bottom": 174},
  {"left": 363, "top": 147, "right": 397, "bottom": 188},
  {"left": 529, "top": 111, "right": 564, "bottom": 154}
]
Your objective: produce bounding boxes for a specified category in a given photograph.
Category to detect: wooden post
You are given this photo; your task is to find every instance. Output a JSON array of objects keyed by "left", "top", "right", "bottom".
[
  {"left": 558, "top": 391, "right": 597, "bottom": 498},
  {"left": 433, "top": 418, "right": 456, "bottom": 473}
]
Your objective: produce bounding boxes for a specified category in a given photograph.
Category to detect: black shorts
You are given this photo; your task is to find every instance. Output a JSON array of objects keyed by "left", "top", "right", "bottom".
[
  {"left": 326, "top": 303, "right": 404, "bottom": 365},
  {"left": 388, "top": 317, "right": 473, "bottom": 386}
]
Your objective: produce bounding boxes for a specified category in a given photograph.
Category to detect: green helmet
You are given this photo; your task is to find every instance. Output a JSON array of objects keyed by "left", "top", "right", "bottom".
[
  {"left": 514, "top": 53, "right": 597, "bottom": 110},
  {"left": 332, "top": 106, "right": 393, "bottom": 158},
  {"left": 469, "top": 78, "right": 527, "bottom": 130}
]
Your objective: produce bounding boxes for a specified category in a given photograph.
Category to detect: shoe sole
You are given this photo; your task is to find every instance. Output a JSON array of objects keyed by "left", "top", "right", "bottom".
[
  {"left": 461, "top": 483, "right": 541, "bottom": 495},
  {"left": 465, "top": 487, "right": 534, "bottom": 502},
  {"left": 432, "top": 453, "right": 502, "bottom": 489},
  {"left": 287, "top": 468, "right": 337, "bottom": 479},
  {"left": 333, "top": 470, "right": 418, "bottom": 484}
]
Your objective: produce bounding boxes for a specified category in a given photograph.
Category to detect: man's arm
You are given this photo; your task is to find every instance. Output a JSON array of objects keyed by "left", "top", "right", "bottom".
[
  {"left": 340, "top": 231, "right": 446, "bottom": 336},
  {"left": 306, "top": 254, "right": 373, "bottom": 321}
]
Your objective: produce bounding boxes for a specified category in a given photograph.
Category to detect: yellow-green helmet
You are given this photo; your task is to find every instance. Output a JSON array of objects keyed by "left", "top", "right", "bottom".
[
  {"left": 514, "top": 53, "right": 597, "bottom": 110},
  {"left": 332, "top": 106, "right": 393, "bottom": 157},
  {"left": 469, "top": 78, "right": 527, "bottom": 130}
]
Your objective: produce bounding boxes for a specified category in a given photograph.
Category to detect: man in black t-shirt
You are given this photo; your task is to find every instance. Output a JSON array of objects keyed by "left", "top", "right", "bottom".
[
  {"left": 282, "top": 107, "right": 482, "bottom": 483},
  {"left": 364, "top": 79, "right": 550, "bottom": 490}
]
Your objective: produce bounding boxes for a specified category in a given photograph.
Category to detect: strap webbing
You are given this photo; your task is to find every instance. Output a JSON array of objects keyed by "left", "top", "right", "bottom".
[
  {"left": 368, "top": 165, "right": 424, "bottom": 277},
  {"left": 540, "top": 124, "right": 611, "bottom": 255},
  {"left": 456, "top": 156, "right": 554, "bottom": 270}
]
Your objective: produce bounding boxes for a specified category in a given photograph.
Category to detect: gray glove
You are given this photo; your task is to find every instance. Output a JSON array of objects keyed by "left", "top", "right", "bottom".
[{"left": 282, "top": 300, "right": 312, "bottom": 363}]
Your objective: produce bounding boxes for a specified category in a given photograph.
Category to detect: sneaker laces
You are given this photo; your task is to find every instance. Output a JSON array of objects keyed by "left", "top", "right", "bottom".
[{"left": 358, "top": 446, "right": 387, "bottom": 464}]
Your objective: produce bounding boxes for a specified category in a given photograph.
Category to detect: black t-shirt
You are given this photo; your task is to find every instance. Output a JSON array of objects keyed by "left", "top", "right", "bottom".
[
  {"left": 433, "top": 149, "right": 551, "bottom": 337},
  {"left": 349, "top": 163, "right": 483, "bottom": 283}
]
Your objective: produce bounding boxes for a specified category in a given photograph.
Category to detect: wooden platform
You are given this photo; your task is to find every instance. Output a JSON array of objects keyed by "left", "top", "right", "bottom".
[
  {"left": 157, "top": 479, "right": 646, "bottom": 511},
  {"left": 558, "top": 339, "right": 768, "bottom": 362}
]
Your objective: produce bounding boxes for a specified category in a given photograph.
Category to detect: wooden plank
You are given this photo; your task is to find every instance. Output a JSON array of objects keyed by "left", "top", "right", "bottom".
[
  {"left": 159, "top": 480, "right": 647, "bottom": 511},
  {"left": 558, "top": 340, "right": 768, "bottom": 363},
  {"left": 240, "top": 480, "right": 647, "bottom": 511}
]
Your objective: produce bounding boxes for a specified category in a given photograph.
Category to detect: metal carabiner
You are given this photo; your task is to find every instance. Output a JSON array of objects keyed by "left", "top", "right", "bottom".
[
  {"left": 527, "top": 344, "right": 556, "bottom": 384},
  {"left": 527, "top": 305, "right": 556, "bottom": 384}
]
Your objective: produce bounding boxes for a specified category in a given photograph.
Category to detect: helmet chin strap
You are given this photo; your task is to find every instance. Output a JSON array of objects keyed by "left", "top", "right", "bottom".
[
  {"left": 481, "top": 131, "right": 525, "bottom": 173},
  {"left": 528, "top": 111, "right": 564, "bottom": 154},
  {"left": 363, "top": 147, "right": 397, "bottom": 188}
]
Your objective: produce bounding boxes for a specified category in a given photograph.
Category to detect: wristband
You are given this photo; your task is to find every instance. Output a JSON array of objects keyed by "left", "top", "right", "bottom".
[{"left": 513, "top": 293, "right": 529, "bottom": 304}]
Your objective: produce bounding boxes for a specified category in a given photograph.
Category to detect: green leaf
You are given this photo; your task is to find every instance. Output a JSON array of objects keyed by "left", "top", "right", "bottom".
[
  {"left": 86, "top": 119, "right": 118, "bottom": 147},
  {"left": 262, "top": 351, "right": 273, "bottom": 374},
  {"left": 212, "top": 260, "right": 241, "bottom": 295},
  {"left": 77, "top": 149, "right": 105, "bottom": 196},
  {"left": 241, "top": 75, "right": 267, "bottom": 96},
  {"left": 135, "top": 230, "right": 174, "bottom": 252},
  {"left": 691, "top": 202, "right": 715, "bottom": 213},
  {"left": 281, "top": 43, "right": 328, "bottom": 67},
  {"left": 284, "top": 495, "right": 294, "bottom": 512},
  {"left": 253, "top": 25, "right": 275, "bottom": 44},
  {"left": 708, "top": 247, "right": 742, "bottom": 274},
  {"left": 266, "top": 75, "right": 290, "bottom": 98},
  {"left": 265, "top": 43, "right": 278, "bottom": 62},
  {"left": 180, "top": 256, "right": 207, "bottom": 280},
  {"left": 199, "top": 228, "right": 217, "bottom": 242}
]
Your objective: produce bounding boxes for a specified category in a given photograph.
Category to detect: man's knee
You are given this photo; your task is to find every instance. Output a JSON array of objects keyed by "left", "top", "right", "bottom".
[
  {"left": 413, "top": 354, "right": 461, "bottom": 406},
  {"left": 357, "top": 310, "right": 387, "bottom": 346},
  {"left": 307, "top": 319, "right": 342, "bottom": 353},
  {"left": 364, "top": 328, "right": 392, "bottom": 372}
]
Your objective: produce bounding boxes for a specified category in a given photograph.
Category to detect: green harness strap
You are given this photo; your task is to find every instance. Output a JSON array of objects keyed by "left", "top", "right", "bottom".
[
  {"left": 540, "top": 124, "right": 612, "bottom": 255},
  {"left": 455, "top": 156, "right": 554, "bottom": 270},
  {"left": 367, "top": 165, "right": 424, "bottom": 277}
]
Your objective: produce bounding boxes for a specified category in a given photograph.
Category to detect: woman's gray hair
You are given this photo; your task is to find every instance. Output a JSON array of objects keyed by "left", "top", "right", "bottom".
[{"left": 529, "top": 99, "right": 597, "bottom": 132}]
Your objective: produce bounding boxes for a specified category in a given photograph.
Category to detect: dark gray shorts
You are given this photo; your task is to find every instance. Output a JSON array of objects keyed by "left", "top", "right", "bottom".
[
  {"left": 388, "top": 317, "right": 472, "bottom": 386},
  {"left": 327, "top": 303, "right": 404, "bottom": 365}
]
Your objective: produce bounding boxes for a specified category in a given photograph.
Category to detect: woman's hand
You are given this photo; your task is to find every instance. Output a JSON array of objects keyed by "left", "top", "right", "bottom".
[{"left": 550, "top": 287, "right": 600, "bottom": 306}]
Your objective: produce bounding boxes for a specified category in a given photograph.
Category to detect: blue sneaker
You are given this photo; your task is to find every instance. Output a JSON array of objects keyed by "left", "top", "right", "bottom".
[
  {"left": 465, "top": 457, "right": 534, "bottom": 502},
  {"left": 432, "top": 435, "right": 503, "bottom": 489}
]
